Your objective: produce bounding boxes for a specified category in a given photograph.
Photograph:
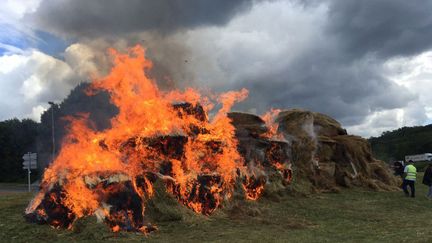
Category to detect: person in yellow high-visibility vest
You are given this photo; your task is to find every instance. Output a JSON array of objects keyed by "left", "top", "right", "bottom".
[{"left": 403, "top": 160, "right": 417, "bottom": 198}]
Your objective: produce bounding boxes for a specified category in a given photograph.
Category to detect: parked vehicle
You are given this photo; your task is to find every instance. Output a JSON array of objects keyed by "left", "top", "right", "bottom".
[
  {"left": 405, "top": 153, "right": 432, "bottom": 162},
  {"left": 404, "top": 153, "right": 432, "bottom": 172}
]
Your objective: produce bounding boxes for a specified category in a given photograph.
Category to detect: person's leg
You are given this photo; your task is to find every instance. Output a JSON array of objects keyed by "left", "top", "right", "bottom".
[
  {"left": 402, "top": 180, "right": 409, "bottom": 196},
  {"left": 428, "top": 185, "right": 432, "bottom": 198},
  {"left": 409, "top": 181, "right": 415, "bottom": 198}
]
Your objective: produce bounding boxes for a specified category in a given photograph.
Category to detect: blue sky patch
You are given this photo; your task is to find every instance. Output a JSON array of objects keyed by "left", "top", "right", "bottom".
[
  {"left": 0, "top": 23, "right": 71, "bottom": 58},
  {"left": 0, "top": 23, "right": 29, "bottom": 54},
  {"left": 35, "top": 30, "right": 72, "bottom": 58}
]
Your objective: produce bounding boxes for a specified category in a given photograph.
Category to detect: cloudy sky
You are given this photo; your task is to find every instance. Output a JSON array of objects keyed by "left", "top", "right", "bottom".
[{"left": 1, "top": 0, "right": 432, "bottom": 138}]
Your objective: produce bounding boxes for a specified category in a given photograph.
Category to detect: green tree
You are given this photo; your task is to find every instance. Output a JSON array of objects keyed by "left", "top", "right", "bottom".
[
  {"left": 369, "top": 124, "right": 432, "bottom": 163},
  {"left": 0, "top": 119, "right": 39, "bottom": 182}
]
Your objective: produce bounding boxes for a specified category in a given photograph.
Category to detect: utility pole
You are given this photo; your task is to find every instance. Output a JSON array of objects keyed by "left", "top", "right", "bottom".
[{"left": 48, "top": 101, "right": 55, "bottom": 163}]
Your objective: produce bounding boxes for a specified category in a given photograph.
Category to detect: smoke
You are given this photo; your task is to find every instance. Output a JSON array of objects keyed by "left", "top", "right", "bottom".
[
  {"left": 0, "top": 0, "right": 256, "bottom": 122},
  {"left": 301, "top": 114, "right": 319, "bottom": 168},
  {"left": 27, "top": 0, "right": 255, "bottom": 37},
  {"left": 3, "top": 0, "right": 432, "bottom": 138},
  {"left": 326, "top": 0, "right": 432, "bottom": 59}
]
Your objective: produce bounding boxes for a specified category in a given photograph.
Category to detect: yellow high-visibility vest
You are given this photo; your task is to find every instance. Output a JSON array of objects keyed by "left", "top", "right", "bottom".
[{"left": 405, "top": 164, "right": 417, "bottom": 180}]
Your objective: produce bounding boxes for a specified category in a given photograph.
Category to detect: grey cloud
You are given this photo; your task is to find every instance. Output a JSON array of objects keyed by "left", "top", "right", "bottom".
[
  {"left": 177, "top": 0, "right": 427, "bottom": 131},
  {"left": 232, "top": 51, "right": 415, "bottom": 126},
  {"left": 12, "top": 0, "right": 432, "bottom": 138},
  {"left": 29, "top": 0, "right": 254, "bottom": 37},
  {"left": 326, "top": 0, "right": 432, "bottom": 59}
]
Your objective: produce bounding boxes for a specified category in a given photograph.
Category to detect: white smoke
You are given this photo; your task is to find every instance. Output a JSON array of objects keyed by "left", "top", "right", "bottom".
[{"left": 301, "top": 114, "right": 320, "bottom": 169}]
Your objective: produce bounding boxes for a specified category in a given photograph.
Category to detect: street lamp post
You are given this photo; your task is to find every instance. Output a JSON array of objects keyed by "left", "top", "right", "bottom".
[{"left": 48, "top": 102, "right": 55, "bottom": 163}]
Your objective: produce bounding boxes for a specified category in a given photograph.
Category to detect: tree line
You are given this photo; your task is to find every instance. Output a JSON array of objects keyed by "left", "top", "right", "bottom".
[
  {"left": 0, "top": 83, "right": 116, "bottom": 182},
  {"left": 0, "top": 119, "right": 39, "bottom": 182},
  {"left": 369, "top": 125, "right": 432, "bottom": 163}
]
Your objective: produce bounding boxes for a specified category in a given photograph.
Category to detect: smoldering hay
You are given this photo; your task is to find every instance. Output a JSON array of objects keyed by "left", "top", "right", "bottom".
[{"left": 24, "top": 45, "right": 398, "bottom": 234}]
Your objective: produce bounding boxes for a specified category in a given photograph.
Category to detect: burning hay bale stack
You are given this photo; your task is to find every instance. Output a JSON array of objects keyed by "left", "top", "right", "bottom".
[
  {"left": 24, "top": 45, "right": 294, "bottom": 233},
  {"left": 24, "top": 46, "right": 397, "bottom": 235},
  {"left": 25, "top": 102, "right": 293, "bottom": 233},
  {"left": 275, "top": 109, "right": 399, "bottom": 192}
]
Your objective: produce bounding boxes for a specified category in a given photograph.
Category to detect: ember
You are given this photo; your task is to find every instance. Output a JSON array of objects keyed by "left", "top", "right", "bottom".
[{"left": 25, "top": 45, "right": 292, "bottom": 233}]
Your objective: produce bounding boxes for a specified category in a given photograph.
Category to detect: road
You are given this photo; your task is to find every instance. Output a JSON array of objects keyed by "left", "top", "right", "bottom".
[{"left": 0, "top": 182, "right": 39, "bottom": 194}]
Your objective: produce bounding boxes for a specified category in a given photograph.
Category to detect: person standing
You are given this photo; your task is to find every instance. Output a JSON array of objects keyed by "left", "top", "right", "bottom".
[
  {"left": 422, "top": 163, "right": 432, "bottom": 199},
  {"left": 403, "top": 160, "right": 417, "bottom": 198}
]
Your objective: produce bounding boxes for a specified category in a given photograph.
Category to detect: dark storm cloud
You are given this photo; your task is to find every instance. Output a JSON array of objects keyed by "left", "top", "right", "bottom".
[
  {"left": 203, "top": 0, "right": 430, "bottom": 131},
  {"left": 12, "top": 0, "right": 432, "bottom": 137},
  {"left": 327, "top": 0, "right": 432, "bottom": 59},
  {"left": 29, "top": 0, "right": 254, "bottom": 37},
  {"left": 233, "top": 46, "right": 415, "bottom": 126}
]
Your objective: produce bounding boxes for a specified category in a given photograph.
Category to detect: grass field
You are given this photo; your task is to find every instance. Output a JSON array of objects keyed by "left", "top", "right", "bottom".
[{"left": 1, "top": 176, "right": 431, "bottom": 243}]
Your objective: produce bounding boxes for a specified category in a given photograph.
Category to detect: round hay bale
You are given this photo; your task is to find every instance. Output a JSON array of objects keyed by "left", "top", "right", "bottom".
[{"left": 228, "top": 112, "right": 268, "bottom": 136}]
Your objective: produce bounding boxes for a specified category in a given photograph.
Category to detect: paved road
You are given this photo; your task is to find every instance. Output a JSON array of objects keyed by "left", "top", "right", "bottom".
[{"left": 0, "top": 183, "right": 39, "bottom": 194}]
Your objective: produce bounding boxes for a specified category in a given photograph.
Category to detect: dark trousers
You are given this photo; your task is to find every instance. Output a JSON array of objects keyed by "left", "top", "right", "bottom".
[{"left": 402, "top": 179, "right": 415, "bottom": 197}]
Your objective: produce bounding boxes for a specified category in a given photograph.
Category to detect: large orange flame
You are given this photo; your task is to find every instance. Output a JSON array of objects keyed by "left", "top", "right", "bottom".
[{"left": 26, "top": 45, "right": 291, "bottom": 233}]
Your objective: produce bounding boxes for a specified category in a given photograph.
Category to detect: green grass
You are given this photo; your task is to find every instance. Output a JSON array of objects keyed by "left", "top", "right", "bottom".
[
  {"left": 413, "top": 161, "right": 431, "bottom": 172},
  {"left": 1, "top": 176, "right": 432, "bottom": 243}
]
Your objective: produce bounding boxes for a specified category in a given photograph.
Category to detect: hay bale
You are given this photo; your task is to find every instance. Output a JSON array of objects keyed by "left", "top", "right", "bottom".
[
  {"left": 276, "top": 109, "right": 346, "bottom": 138},
  {"left": 312, "top": 112, "right": 347, "bottom": 137},
  {"left": 145, "top": 180, "right": 197, "bottom": 222},
  {"left": 317, "top": 142, "right": 335, "bottom": 162},
  {"left": 274, "top": 109, "right": 398, "bottom": 191},
  {"left": 319, "top": 162, "right": 336, "bottom": 177},
  {"left": 368, "top": 162, "right": 399, "bottom": 188},
  {"left": 228, "top": 112, "right": 268, "bottom": 136}
]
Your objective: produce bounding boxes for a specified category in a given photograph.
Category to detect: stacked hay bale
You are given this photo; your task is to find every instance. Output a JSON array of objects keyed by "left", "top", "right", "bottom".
[
  {"left": 276, "top": 109, "right": 399, "bottom": 192},
  {"left": 227, "top": 112, "right": 293, "bottom": 197}
]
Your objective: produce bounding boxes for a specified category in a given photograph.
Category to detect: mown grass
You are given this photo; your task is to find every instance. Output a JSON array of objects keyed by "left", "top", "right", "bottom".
[{"left": 1, "top": 175, "right": 432, "bottom": 243}]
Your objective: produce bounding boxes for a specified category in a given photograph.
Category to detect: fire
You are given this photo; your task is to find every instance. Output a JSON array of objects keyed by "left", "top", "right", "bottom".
[
  {"left": 243, "top": 175, "right": 266, "bottom": 200},
  {"left": 262, "top": 108, "right": 284, "bottom": 140},
  {"left": 25, "top": 45, "right": 292, "bottom": 234}
]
